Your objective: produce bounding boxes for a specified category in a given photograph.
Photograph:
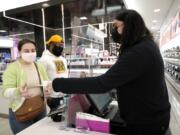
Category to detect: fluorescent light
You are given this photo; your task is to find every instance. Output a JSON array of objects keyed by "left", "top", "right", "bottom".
[
  {"left": 0, "top": 0, "right": 50, "bottom": 12},
  {"left": 152, "top": 20, "right": 158, "bottom": 23},
  {"left": 8, "top": 32, "right": 34, "bottom": 37},
  {"left": 154, "top": 9, "right": 160, "bottom": 13},
  {"left": 0, "top": 30, "right": 7, "bottom": 32},
  {"left": 42, "top": 3, "right": 49, "bottom": 8},
  {"left": 0, "top": 38, "right": 13, "bottom": 48},
  {"left": 80, "top": 16, "right": 87, "bottom": 20}
]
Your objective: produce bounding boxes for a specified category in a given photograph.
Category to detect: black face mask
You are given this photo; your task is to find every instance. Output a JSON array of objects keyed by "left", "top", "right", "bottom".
[
  {"left": 52, "top": 46, "right": 63, "bottom": 57},
  {"left": 111, "top": 27, "right": 122, "bottom": 44}
]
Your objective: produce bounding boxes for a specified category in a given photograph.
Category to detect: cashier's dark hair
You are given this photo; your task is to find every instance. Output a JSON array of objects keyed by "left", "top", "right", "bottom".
[
  {"left": 18, "top": 39, "right": 36, "bottom": 51},
  {"left": 115, "top": 9, "right": 153, "bottom": 50}
]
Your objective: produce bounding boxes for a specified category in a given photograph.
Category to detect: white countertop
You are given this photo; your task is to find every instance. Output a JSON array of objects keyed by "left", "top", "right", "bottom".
[{"left": 17, "top": 117, "right": 111, "bottom": 135}]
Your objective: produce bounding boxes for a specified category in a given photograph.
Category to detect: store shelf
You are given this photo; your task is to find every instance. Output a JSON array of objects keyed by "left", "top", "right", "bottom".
[
  {"left": 163, "top": 58, "right": 180, "bottom": 66},
  {"left": 165, "top": 73, "right": 180, "bottom": 94},
  {"left": 161, "top": 34, "right": 180, "bottom": 52}
]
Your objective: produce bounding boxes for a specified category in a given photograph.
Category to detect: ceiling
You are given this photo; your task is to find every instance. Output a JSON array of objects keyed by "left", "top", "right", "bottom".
[
  {"left": 0, "top": 0, "right": 124, "bottom": 56},
  {"left": 2, "top": 0, "right": 179, "bottom": 44},
  {"left": 0, "top": 0, "right": 49, "bottom": 12},
  {"left": 0, "top": 0, "right": 124, "bottom": 38},
  {"left": 123, "top": 0, "right": 180, "bottom": 41}
]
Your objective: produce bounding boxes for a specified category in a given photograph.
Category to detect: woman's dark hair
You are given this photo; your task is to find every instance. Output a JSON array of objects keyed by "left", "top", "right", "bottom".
[
  {"left": 18, "top": 39, "right": 36, "bottom": 51},
  {"left": 115, "top": 9, "right": 153, "bottom": 49}
]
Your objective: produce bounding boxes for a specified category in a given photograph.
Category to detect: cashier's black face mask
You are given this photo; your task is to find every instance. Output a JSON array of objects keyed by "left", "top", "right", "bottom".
[
  {"left": 52, "top": 46, "right": 63, "bottom": 57},
  {"left": 111, "top": 27, "right": 122, "bottom": 44}
]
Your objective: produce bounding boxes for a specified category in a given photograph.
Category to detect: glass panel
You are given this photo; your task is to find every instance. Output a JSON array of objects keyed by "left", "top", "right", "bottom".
[{"left": 0, "top": 0, "right": 124, "bottom": 77}]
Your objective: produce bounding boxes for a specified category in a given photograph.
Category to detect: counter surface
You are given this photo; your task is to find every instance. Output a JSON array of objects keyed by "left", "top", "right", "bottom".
[{"left": 17, "top": 117, "right": 112, "bottom": 135}]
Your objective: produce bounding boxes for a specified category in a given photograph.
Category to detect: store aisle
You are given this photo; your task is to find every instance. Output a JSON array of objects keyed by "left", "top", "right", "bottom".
[
  {"left": 170, "top": 110, "right": 180, "bottom": 135},
  {"left": 166, "top": 78, "right": 180, "bottom": 135},
  {"left": 0, "top": 117, "right": 12, "bottom": 135}
]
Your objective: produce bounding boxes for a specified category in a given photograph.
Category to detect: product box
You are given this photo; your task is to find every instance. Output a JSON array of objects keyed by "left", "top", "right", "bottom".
[{"left": 75, "top": 112, "right": 109, "bottom": 133}]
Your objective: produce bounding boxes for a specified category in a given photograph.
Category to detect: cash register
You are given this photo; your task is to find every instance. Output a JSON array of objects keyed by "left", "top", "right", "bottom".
[
  {"left": 86, "top": 93, "right": 126, "bottom": 134},
  {"left": 47, "top": 93, "right": 125, "bottom": 134}
]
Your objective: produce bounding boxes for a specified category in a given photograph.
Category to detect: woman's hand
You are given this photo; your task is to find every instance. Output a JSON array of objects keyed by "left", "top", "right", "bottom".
[
  {"left": 19, "top": 84, "right": 32, "bottom": 99},
  {"left": 44, "top": 82, "right": 53, "bottom": 98}
]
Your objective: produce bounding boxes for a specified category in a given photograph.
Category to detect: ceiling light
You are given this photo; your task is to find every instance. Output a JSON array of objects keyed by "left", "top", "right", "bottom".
[
  {"left": 80, "top": 16, "right": 87, "bottom": 20},
  {"left": 42, "top": 3, "right": 49, "bottom": 8},
  {"left": 154, "top": 9, "right": 160, "bottom": 13},
  {"left": 0, "top": 30, "right": 7, "bottom": 32},
  {"left": 152, "top": 20, "right": 158, "bottom": 23},
  {"left": 8, "top": 32, "right": 34, "bottom": 37}
]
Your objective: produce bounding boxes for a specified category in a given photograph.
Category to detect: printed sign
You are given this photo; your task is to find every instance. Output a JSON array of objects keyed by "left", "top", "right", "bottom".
[{"left": 54, "top": 60, "right": 65, "bottom": 73}]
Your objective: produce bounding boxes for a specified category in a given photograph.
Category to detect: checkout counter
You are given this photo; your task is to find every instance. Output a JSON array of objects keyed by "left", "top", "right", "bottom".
[
  {"left": 16, "top": 93, "right": 120, "bottom": 135},
  {"left": 16, "top": 117, "right": 112, "bottom": 135}
]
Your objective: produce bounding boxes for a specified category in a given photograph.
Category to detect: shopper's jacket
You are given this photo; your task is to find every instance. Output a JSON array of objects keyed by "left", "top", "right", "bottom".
[
  {"left": 2, "top": 61, "right": 49, "bottom": 112},
  {"left": 38, "top": 50, "right": 68, "bottom": 80},
  {"left": 52, "top": 37, "right": 171, "bottom": 125}
]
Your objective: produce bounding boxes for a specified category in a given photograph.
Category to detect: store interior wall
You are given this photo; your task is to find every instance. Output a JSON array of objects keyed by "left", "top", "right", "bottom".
[{"left": 160, "top": 0, "right": 180, "bottom": 35}]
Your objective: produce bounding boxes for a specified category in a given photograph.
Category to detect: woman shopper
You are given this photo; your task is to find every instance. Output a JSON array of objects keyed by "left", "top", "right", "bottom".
[
  {"left": 47, "top": 9, "right": 170, "bottom": 135},
  {"left": 2, "top": 39, "right": 51, "bottom": 134}
]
